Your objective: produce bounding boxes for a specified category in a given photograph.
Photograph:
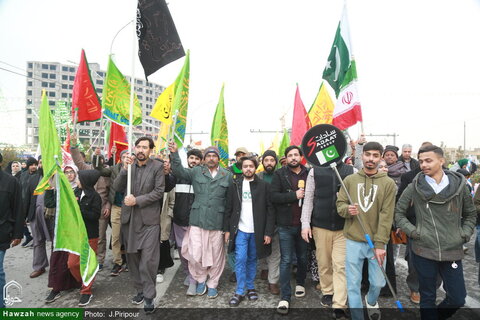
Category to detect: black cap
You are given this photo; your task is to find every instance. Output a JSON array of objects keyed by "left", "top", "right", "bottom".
[
  {"left": 187, "top": 149, "right": 203, "bottom": 159},
  {"left": 262, "top": 150, "right": 278, "bottom": 165},
  {"left": 383, "top": 145, "right": 399, "bottom": 158}
]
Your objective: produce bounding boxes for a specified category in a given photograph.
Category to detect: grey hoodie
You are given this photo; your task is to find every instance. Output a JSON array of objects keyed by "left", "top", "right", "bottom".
[{"left": 395, "top": 170, "right": 476, "bottom": 261}]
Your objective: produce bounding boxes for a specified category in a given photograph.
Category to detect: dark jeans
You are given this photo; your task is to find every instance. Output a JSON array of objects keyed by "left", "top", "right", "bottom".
[
  {"left": 412, "top": 252, "right": 466, "bottom": 320},
  {"left": 278, "top": 226, "right": 307, "bottom": 302}
]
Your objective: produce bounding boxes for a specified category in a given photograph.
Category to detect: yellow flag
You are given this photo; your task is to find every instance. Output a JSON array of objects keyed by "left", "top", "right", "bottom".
[
  {"left": 155, "top": 122, "right": 171, "bottom": 154},
  {"left": 259, "top": 139, "right": 265, "bottom": 156},
  {"left": 268, "top": 131, "right": 280, "bottom": 152},
  {"left": 150, "top": 82, "right": 176, "bottom": 124},
  {"left": 308, "top": 82, "right": 335, "bottom": 125}
]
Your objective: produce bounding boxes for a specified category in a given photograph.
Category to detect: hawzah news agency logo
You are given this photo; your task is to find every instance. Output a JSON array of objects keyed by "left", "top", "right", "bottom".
[{"left": 3, "top": 280, "right": 22, "bottom": 306}]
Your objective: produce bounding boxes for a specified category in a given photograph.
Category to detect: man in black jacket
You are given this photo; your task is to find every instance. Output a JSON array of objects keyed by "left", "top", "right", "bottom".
[
  {"left": 0, "top": 153, "right": 23, "bottom": 308},
  {"left": 172, "top": 148, "right": 202, "bottom": 296},
  {"left": 23, "top": 158, "right": 51, "bottom": 279},
  {"left": 301, "top": 162, "right": 354, "bottom": 318},
  {"left": 257, "top": 150, "right": 281, "bottom": 295},
  {"left": 270, "top": 146, "right": 309, "bottom": 314},
  {"left": 19, "top": 157, "right": 38, "bottom": 247},
  {"left": 224, "top": 156, "right": 275, "bottom": 307}
]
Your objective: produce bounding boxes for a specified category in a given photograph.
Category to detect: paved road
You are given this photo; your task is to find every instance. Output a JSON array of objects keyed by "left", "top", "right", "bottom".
[{"left": 3, "top": 228, "right": 480, "bottom": 319}]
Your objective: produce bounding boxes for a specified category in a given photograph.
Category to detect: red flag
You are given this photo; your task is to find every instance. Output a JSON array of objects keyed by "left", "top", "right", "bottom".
[
  {"left": 290, "top": 85, "right": 312, "bottom": 146},
  {"left": 108, "top": 122, "right": 128, "bottom": 163},
  {"left": 72, "top": 49, "right": 101, "bottom": 123}
]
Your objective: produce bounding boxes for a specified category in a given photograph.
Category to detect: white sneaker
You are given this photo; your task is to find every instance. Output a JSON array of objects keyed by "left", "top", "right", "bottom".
[
  {"left": 174, "top": 250, "right": 180, "bottom": 260},
  {"left": 364, "top": 296, "right": 381, "bottom": 320},
  {"left": 156, "top": 274, "right": 164, "bottom": 283}
]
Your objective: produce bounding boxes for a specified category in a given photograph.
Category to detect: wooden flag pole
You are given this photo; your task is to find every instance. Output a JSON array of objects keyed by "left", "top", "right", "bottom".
[{"left": 127, "top": 19, "right": 137, "bottom": 196}]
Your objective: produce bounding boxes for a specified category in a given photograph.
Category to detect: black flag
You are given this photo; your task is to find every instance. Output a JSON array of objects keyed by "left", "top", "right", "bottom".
[{"left": 137, "top": 0, "right": 185, "bottom": 79}]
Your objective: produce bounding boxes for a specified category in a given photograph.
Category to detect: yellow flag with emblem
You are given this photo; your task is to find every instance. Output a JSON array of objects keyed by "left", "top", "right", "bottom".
[
  {"left": 308, "top": 82, "right": 335, "bottom": 125},
  {"left": 150, "top": 82, "right": 175, "bottom": 124}
]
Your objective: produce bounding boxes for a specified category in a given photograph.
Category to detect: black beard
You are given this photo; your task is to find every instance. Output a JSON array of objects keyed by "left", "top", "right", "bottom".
[
  {"left": 287, "top": 162, "right": 300, "bottom": 169},
  {"left": 264, "top": 165, "right": 275, "bottom": 173}
]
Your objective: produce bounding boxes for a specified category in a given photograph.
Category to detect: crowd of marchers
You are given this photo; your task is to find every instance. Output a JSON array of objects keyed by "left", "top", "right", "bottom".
[{"left": 0, "top": 135, "right": 479, "bottom": 320}]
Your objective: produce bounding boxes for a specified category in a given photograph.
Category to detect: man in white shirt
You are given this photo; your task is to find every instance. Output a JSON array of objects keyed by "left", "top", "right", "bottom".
[
  {"left": 395, "top": 145, "right": 476, "bottom": 320},
  {"left": 224, "top": 156, "right": 275, "bottom": 307}
]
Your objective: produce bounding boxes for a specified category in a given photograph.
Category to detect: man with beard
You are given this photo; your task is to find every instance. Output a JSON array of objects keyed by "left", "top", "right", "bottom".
[
  {"left": 228, "top": 147, "right": 248, "bottom": 175},
  {"left": 225, "top": 156, "right": 275, "bottom": 306},
  {"left": 113, "top": 137, "right": 165, "bottom": 314},
  {"left": 168, "top": 142, "right": 232, "bottom": 299},
  {"left": 336, "top": 142, "right": 396, "bottom": 320},
  {"left": 270, "top": 146, "right": 309, "bottom": 314},
  {"left": 257, "top": 150, "right": 281, "bottom": 295},
  {"left": 171, "top": 149, "right": 203, "bottom": 296}
]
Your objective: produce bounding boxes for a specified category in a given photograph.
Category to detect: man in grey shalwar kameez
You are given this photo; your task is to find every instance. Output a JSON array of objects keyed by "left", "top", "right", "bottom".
[{"left": 113, "top": 137, "right": 164, "bottom": 314}]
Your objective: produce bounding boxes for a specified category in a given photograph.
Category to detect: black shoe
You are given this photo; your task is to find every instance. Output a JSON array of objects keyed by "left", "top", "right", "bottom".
[
  {"left": 229, "top": 272, "right": 237, "bottom": 283},
  {"left": 333, "top": 308, "right": 348, "bottom": 319},
  {"left": 110, "top": 264, "right": 122, "bottom": 276},
  {"left": 78, "top": 294, "right": 92, "bottom": 306},
  {"left": 131, "top": 292, "right": 144, "bottom": 305},
  {"left": 45, "top": 290, "right": 61, "bottom": 303},
  {"left": 321, "top": 294, "right": 333, "bottom": 308},
  {"left": 21, "top": 236, "right": 33, "bottom": 247},
  {"left": 98, "top": 264, "right": 103, "bottom": 271},
  {"left": 144, "top": 298, "right": 155, "bottom": 314}
]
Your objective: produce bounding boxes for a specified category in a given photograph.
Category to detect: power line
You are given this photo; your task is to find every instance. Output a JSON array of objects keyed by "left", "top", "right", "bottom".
[{"left": 0, "top": 65, "right": 59, "bottom": 85}]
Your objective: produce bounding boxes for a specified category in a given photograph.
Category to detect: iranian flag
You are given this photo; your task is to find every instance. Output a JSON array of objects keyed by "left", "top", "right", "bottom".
[{"left": 322, "top": 8, "right": 362, "bottom": 130}]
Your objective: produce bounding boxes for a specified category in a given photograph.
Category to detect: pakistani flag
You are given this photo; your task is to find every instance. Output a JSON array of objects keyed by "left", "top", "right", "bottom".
[
  {"left": 316, "top": 145, "right": 340, "bottom": 165},
  {"left": 322, "top": 7, "right": 363, "bottom": 130}
]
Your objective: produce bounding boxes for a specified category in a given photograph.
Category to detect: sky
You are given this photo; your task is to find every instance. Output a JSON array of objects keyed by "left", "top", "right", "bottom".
[{"left": 1, "top": 0, "right": 480, "bottom": 156}]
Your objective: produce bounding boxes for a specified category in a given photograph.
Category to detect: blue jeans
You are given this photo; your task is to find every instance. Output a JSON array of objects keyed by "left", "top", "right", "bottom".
[
  {"left": 345, "top": 239, "right": 386, "bottom": 320},
  {"left": 412, "top": 252, "right": 466, "bottom": 320},
  {"left": 234, "top": 231, "right": 257, "bottom": 295},
  {"left": 0, "top": 250, "right": 5, "bottom": 308},
  {"left": 278, "top": 226, "right": 307, "bottom": 302}
]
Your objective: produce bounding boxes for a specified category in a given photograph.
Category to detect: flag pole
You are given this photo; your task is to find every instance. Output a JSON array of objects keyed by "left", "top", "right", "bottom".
[
  {"left": 165, "top": 110, "right": 178, "bottom": 156},
  {"left": 343, "top": 0, "right": 365, "bottom": 135},
  {"left": 127, "top": 19, "right": 136, "bottom": 196}
]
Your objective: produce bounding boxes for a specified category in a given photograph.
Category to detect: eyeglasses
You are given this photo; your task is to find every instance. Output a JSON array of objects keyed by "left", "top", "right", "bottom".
[{"left": 65, "top": 170, "right": 75, "bottom": 175}]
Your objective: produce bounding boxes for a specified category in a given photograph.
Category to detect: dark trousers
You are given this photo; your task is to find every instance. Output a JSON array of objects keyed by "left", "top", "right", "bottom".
[
  {"left": 412, "top": 252, "right": 466, "bottom": 320},
  {"left": 278, "top": 226, "right": 307, "bottom": 302}
]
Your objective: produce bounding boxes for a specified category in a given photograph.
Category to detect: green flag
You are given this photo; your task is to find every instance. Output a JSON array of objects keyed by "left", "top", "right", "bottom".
[
  {"left": 55, "top": 164, "right": 98, "bottom": 285},
  {"left": 210, "top": 84, "right": 229, "bottom": 167},
  {"left": 278, "top": 128, "right": 290, "bottom": 160},
  {"left": 102, "top": 55, "right": 142, "bottom": 126},
  {"left": 34, "top": 90, "right": 63, "bottom": 194},
  {"left": 321, "top": 19, "right": 350, "bottom": 97},
  {"left": 172, "top": 50, "right": 190, "bottom": 147}
]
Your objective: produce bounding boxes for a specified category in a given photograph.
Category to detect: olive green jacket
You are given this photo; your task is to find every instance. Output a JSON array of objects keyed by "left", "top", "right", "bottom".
[
  {"left": 170, "top": 151, "right": 232, "bottom": 231},
  {"left": 395, "top": 171, "right": 476, "bottom": 261}
]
